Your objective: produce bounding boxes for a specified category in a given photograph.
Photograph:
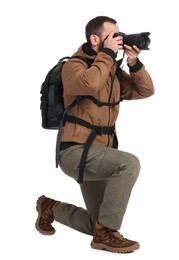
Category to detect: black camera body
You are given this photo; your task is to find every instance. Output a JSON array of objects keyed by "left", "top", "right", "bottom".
[{"left": 113, "top": 32, "right": 151, "bottom": 50}]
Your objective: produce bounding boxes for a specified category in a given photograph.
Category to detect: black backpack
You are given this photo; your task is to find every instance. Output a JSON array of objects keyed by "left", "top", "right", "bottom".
[{"left": 40, "top": 56, "right": 90, "bottom": 129}]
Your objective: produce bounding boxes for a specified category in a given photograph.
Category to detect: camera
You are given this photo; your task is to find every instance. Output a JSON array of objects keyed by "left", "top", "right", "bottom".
[{"left": 113, "top": 32, "right": 151, "bottom": 50}]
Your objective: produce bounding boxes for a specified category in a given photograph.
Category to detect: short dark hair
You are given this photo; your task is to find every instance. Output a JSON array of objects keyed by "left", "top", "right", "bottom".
[{"left": 85, "top": 16, "right": 117, "bottom": 43}]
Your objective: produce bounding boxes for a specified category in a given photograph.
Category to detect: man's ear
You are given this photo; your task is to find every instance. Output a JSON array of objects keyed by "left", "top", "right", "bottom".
[{"left": 90, "top": 34, "right": 100, "bottom": 46}]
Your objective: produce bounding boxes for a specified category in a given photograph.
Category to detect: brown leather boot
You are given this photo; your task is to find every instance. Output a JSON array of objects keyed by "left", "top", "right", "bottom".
[
  {"left": 35, "top": 195, "right": 60, "bottom": 235},
  {"left": 91, "top": 222, "right": 140, "bottom": 253}
]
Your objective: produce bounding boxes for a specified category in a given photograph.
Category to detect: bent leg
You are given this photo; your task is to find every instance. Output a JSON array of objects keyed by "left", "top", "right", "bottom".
[
  {"left": 57, "top": 145, "right": 140, "bottom": 233},
  {"left": 97, "top": 148, "right": 141, "bottom": 230},
  {"left": 54, "top": 180, "right": 107, "bottom": 235}
]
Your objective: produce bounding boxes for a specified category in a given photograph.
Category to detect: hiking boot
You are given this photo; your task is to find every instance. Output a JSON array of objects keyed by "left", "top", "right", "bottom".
[
  {"left": 35, "top": 195, "right": 60, "bottom": 235},
  {"left": 90, "top": 222, "right": 140, "bottom": 253}
]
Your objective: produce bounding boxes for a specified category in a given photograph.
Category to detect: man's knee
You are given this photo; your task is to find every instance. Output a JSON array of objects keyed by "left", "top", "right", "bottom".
[
  {"left": 129, "top": 153, "right": 140, "bottom": 168},
  {"left": 127, "top": 153, "right": 141, "bottom": 178}
]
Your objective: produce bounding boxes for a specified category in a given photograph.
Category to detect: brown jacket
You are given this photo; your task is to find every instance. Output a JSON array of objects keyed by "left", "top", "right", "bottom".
[{"left": 61, "top": 44, "right": 154, "bottom": 147}]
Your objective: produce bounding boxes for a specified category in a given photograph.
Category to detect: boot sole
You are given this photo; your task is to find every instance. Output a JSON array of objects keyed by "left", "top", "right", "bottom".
[
  {"left": 35, "top": 195, "right": 55, "bottom": 235},
  {"left": 91, "top": 241, "right": 140, "bottom": 253}
]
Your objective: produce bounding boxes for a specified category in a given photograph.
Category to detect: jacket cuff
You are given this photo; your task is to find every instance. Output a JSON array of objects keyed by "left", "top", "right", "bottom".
[
  {"left": 100, "top": 48, "right": 117, "bottom": 59},
  {"left": 128, "top": 58, "right": 143, "bottom": 72}
]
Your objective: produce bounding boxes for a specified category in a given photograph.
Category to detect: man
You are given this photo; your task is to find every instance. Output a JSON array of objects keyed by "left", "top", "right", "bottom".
[{"left": 35, "top": 16, "right": 154, "bottom": 253}]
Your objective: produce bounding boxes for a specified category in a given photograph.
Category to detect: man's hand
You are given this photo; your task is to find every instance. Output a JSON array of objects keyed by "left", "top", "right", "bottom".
[
  {"left": 124, "top": 44, "right": 141, "bottom": 66},
  {"left": 103, "top": 32, "right": 123, "bottom": 53}
]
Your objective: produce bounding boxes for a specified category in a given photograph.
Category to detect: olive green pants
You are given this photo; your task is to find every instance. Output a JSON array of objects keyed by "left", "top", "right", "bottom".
[{"left": 54, "top": 145, "right": 140, "bottom": 235}]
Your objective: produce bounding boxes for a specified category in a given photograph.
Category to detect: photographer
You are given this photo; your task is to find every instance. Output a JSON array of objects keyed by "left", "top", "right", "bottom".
[{"left": 35, "top": 16, "right": 154, "bottom": 253}]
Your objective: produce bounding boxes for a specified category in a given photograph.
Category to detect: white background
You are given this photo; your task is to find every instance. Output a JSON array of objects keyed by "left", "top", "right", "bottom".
[{"left": 1, "top": 0, "right": 179, "bottom": 259}]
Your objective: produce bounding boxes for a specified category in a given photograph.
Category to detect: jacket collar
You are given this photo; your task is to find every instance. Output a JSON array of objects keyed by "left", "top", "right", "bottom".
[{"left": 82, "top": 43, "right": 97, "bottom": 56}]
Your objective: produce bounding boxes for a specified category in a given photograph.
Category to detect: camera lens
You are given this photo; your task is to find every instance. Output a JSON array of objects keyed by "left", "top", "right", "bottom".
[
  {"left": 137, "top": 35, "right": 146, "bottom": 48},
  {"left": 136, "top": 33, "right": 151, "bottom": 50}
]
